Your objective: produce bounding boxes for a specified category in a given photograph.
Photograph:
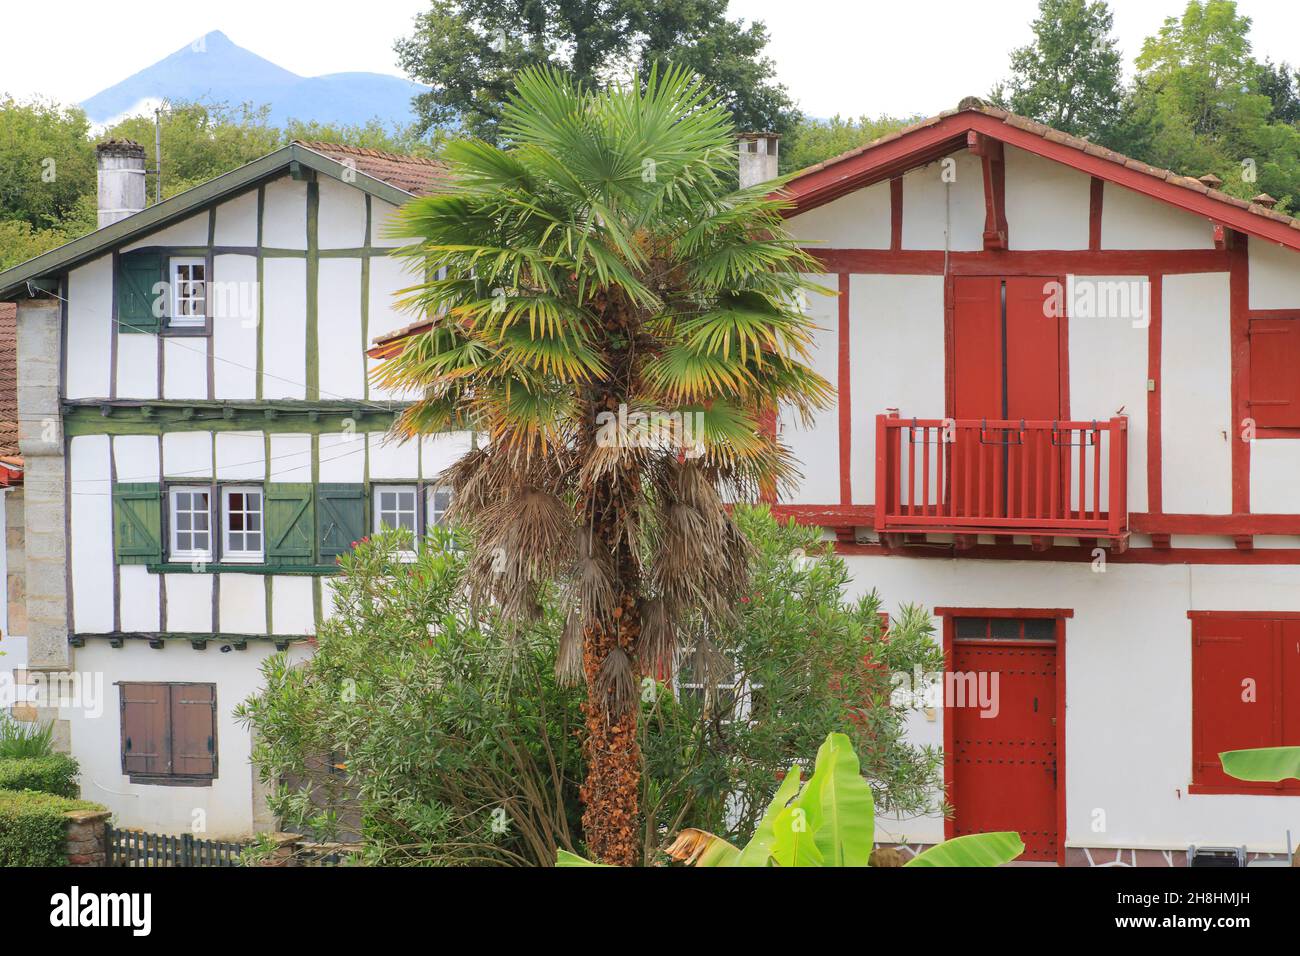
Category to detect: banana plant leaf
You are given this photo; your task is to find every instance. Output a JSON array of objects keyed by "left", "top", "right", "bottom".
[
  {"left": 903, "top": 832, "right": 1025, "bottom": 867},
  {"left": 1219, "top": 746, "right": 1300, "bottom": 783},
  {"left": 664, "top": 829, "right": 741, "bottom": 866},
  {"left": 803, "top": 731, "right": 875, "bottom": 866},
  {"left": 735, "top": 764, "right": 804, "bottom": 866},
  {"left": 557, "top": 849, "right": 609, "bottom": 867}
]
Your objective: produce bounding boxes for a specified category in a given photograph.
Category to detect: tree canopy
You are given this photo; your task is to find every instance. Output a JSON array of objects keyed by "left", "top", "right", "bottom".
[{"left": 394, "top": 0, "right": 797, "bottom": 142}]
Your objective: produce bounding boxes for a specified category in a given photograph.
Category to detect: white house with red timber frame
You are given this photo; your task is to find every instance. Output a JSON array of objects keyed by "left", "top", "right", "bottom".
[{"left": 761, "top": 99, "right": 1300, "bottom": 866}]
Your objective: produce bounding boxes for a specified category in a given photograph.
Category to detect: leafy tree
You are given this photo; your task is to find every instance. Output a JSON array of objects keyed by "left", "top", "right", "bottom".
[
  {"left": 394, "top": 0, "right": 796, "bottom": 142},
  {"left": 1254, "top": 59, "right": 1300, "bottom": 126},
  {"left": 0, "top": 97, "right": 95, "bottom": 233},
  {"left": 781, "top": 114, "right": 917, "bottom": 174},
  {"left": 990, "top": 0, "right": 1124, "bottom": 141},
  {"left": 375, "top": 66, "right": 832, "bottom": 864},
  {"left": 240, "top": 512, "right": 945, "bottom": 866},
  {"left": 1123, "top": 0, "right": 1300, "bottom": 209}
]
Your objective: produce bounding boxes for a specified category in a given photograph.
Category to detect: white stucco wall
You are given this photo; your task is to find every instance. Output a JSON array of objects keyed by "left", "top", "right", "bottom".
[
  {"left": 1160, "top": 273, "right": 1232, "bottom": 514},
  {"left": 1005, "top": 145, "right": 1091, "bottom": 251},
  {"left": 848, "top": 274, "right": 945, "bottom": 505},
  {"left": 901, "top": 152, "right": 985, "bottom": 251},
  {"left": 785, "top": 182, "right": 890, "bottom": 249},
  {"left": 68, "top": 640, "right": 311, "bottom": 838},
  {"left": 1100, "top": 183, "right": 1214, "bottom": 250},
  {"left": 779, "top": 274, "right": 840, "bottom": 504}
]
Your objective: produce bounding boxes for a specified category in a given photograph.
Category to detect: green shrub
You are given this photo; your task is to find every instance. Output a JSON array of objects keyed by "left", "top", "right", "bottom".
[
  {"left": 0, "top": 755, "right": 81, "bottom": 797},
  {"left": 0, "top": 790, "right": 104, "bottom": 867}
]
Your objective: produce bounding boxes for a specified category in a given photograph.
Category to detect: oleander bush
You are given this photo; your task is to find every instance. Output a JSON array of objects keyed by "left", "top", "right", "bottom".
[{"left": 0, "top": 790, "right": 104, "bottom": 867}]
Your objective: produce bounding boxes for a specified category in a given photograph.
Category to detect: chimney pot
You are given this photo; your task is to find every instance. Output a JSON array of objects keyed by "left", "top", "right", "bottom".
[
  {"left": 737, "top": 132, "right": 780, "bottom": 188},
  {"left": 1197, "top": 173, "right": 1223, "bottom": 189},
  {"left": 96, "top": 139, "right": 147, "bottom": 228},
  {"left": 1252, "top": 193, "right": 1278, "bottom": 209}
]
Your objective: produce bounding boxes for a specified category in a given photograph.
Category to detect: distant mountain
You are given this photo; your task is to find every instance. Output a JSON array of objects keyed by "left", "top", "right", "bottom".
[{"left": 80, "top": 30, "right": 427, "bottom": 129}]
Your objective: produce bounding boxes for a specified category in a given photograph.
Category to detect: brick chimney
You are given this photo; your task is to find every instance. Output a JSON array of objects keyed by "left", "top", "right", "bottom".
[
  {"left": 737, "top": 132, "right": 780, "bottom": 188},
  {"left": 95, "top": 139, "right": 147, "bottom": 228}
]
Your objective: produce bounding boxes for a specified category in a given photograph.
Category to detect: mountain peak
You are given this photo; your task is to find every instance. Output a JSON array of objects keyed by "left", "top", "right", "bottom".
[{"left": 81, "top": 31, "right": 427, "bottom": 129}]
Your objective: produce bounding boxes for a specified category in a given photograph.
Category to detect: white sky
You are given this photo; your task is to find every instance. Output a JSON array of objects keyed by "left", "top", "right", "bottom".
[{"left": 0, "top": 0, "right": 1297, "bottom": 118}]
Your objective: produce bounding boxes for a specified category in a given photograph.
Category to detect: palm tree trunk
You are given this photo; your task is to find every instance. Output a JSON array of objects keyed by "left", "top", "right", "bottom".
[
  {"left": 579, "top": 612, "right": 641, "bottom": 866},
  {"left": 578, "top": 500, "right": 642, "bottom": 866}
]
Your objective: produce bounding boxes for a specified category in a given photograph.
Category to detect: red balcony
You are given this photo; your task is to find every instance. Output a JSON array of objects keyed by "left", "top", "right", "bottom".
[{"left": 874, "top": 414, "right": 1129, "bottom": 543}]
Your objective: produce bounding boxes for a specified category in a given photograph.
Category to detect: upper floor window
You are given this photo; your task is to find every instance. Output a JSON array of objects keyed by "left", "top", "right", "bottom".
[
  {"left": 222, "top": 486, "right": 264, "bottom": 562},
  {"left": 169, "top": 257, "right": 207, "bottom": 327},
  {"left": 168, "top": 486, "right": 213, "bottom": 561},
  {"left": 374, "top": 485, "right": 419, "bottom": 555},
  {"left": 428, "top": 485, "right": 453, "bottom": 529}
]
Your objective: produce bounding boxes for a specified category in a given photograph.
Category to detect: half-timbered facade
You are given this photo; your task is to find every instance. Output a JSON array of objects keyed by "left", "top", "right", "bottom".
[
  {"left": 768, "top": 103, "right": 1300, "bottom": 866},
  {"left": 0, "top": 140, "right": 466, "bottom": 836}
]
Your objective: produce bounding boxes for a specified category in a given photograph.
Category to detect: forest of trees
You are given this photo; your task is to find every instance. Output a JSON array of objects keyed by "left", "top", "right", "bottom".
[{"left": 1, "top": 0, "right": 1298, "bottom": 271}]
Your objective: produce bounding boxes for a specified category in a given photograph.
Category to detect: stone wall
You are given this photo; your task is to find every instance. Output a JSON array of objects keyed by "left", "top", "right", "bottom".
[
  {"left": 64, "top": 808, "right": 110, "bottom": 867},
  {"left": 6, "top": 487, "right": 25, "bottom": 638},
  {"left": 15, "top": 298, "right": 70, "bottom": 752}
]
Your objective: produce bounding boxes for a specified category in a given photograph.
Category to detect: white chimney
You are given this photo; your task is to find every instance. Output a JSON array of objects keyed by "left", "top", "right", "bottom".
[
  {"left": 96, "top": 139, "right": 147, "bottom": 228},
  {"left": 737, "top": 132, "right": 780, "bottom": 188}
]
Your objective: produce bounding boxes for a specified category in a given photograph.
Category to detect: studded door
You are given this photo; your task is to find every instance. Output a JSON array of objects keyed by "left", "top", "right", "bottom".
[{"left": 948, "top": 617, "right": 1059, "bottom": 863}]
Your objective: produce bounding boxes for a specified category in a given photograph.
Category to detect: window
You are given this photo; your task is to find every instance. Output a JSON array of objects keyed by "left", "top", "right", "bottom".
[
  {"left": 427, "top": 485, "right": 453, "bottom": 529},
  {"left": 119, "top": 682, "right": 217, "bottom": 785},
  {"left": 674, "top": 647, "right": 755, "bottom": 723},
  {"left": 169, "top": 257, "right": 206, "bottom": 327},
  {"left": 222, "top": 486, "right": 264, "bottom": 562},
  {"left": 1248, "top": 313, "right": 1300, "bottom": 430},
  {"left": 374, "top": 485, "right": 419, "bottom": 554},
  {"left": 954, "top": 617, "right": 1057, "bottom": 641},
  {"left": 1190, "top": 613, "right": 1300, "bottom": 794},
  {"left": 168, "top": 486, "right": 212, "bottom": 561}
]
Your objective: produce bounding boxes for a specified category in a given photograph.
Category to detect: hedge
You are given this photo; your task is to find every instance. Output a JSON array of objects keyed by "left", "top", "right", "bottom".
[
  {"left": 0, "top": 790, "right": 105, "bottom": 866},
  {"left": 0, "top": 755, "right": 80, "bottom": 797}
]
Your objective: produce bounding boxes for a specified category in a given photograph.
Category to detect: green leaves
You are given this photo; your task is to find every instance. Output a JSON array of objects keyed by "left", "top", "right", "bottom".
[
  {"left": 903, "top": 832, "right": 1026, "bottom": 868},
  {"left": 1219, "top": 746, "right": 1300, "bottom": 783}
]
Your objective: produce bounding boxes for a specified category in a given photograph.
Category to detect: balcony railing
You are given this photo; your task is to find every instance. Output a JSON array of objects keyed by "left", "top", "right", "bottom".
[{"left": 874, "top": 414, "right": 1129, "bottom": 540}]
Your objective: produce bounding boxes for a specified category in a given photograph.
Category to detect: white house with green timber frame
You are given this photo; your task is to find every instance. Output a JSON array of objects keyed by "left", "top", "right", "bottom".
[{"left": 0, "top": 139, "right": 466, "bottom": 837}]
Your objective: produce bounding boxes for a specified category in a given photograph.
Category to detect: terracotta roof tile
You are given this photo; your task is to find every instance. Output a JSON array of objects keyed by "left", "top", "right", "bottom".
[{"left": 292, "top": 142, "right": 451, "bottom": 197}]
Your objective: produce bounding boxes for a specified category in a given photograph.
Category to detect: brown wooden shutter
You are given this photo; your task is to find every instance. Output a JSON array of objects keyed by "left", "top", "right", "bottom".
[
  {"left": 120, "top": 683, "right": 170, "bottom": 776},
  {"left": 170, "top": 684, "right": 217, "bottom": 778},
  {"left": 1248, "top": 317, "right": 1300, "bottom": 427}
]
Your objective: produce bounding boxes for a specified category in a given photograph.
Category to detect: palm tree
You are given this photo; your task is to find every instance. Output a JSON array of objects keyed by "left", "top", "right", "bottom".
[{"left": 374, "top": 65, "right": 833, "bottom": 865}]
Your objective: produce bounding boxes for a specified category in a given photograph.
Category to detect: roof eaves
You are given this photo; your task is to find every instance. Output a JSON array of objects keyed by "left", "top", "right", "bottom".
[{"left": 0, "top": 144, "right": 423, "bottom": 301}]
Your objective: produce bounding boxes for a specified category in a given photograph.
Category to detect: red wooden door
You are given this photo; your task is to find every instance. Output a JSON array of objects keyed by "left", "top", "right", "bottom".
[
  {"left": 949, "top": 622, "right": 1059, "bottom": 863},
  {"left": 951, "top": 276, "right": 1063, "bottom": 520}
]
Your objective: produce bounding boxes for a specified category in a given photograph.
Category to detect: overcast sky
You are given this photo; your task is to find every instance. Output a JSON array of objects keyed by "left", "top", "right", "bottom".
[{"left": 1, "top": 0, "right": 1297, "bottom": 120}]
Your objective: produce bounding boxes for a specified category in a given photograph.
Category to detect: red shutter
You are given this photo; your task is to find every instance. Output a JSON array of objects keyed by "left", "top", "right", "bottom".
[
  {"left": 1248, "top": 317, "right": 1300, "bottom": 428},
  {"left": 120, "top": 683, "right": 169, "bottom": 776},
  {"left": 1191, "top": 618, "right": 1278, "bottom": 790},
  {"left": 1281, "top": 622, "right": 1300, "bottom": 753},
  {"left": 170, "top": 684, "right": 217, "bottom": 778}
]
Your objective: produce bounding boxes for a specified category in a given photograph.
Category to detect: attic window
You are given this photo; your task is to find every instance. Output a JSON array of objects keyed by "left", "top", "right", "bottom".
[{"left": 169, "top": 257, "right": 206, "bottom": 327}]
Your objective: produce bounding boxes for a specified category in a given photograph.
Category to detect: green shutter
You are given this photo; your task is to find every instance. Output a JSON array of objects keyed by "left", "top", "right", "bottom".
[
  {"left": 113, "top": 483, "right": 162, "bottom": 564},
  {"left": 317, "top": 484, "right": 367, "bottom": 558},
  {"left": 116, "top": 250, "right": 163, "bottom": 333},
  {"left": 267, "top": 483, "right": 315, "bottom": 566}
]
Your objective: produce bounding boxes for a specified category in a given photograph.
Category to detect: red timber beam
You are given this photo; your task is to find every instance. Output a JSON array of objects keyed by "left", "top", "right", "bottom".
[
  {"left": 1088, "top": 177, "right": 1104, "bottom": 250},
  {"left": 810, "top": 248, "right": 1231, "bottom": 275},
  {"left": 967, "top": 131, "right": 1008, "bottom": 250}
]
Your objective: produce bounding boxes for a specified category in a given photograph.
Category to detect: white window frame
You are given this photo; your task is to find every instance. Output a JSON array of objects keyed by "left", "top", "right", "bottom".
[
  {"left": 168, "top": 486, "right": 214, "bottom": 562},
  {"left": 221, "top": 485, "right": 265, "bottom": 563},
  {"left": 373, "top": 484, "right": 420, "bottom": 558},
  {"left": 168, "top": 257, "right": 207, "bottom": 328},
  {"left": 674, "top": 647, "right": 755, "bottom": 724},
  {"left": 426, "top": 484, "right": 453, "bottom": 530}
]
